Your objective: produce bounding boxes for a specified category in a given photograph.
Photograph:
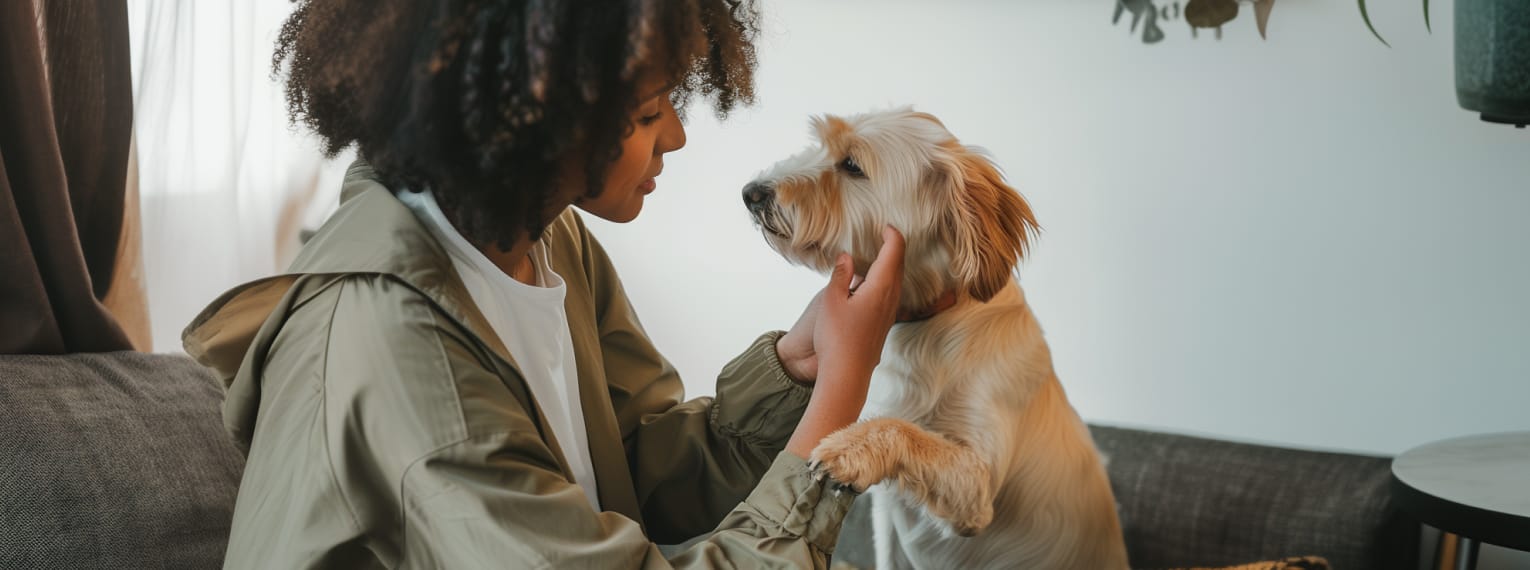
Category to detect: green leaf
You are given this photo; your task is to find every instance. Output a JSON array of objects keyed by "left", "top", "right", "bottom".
[
  {"left": 1359, "top": 0, "right": 1390, "bottom": 46},
  {"left": 1424, "top": 0, "right": 1432, "bottom": 33}
]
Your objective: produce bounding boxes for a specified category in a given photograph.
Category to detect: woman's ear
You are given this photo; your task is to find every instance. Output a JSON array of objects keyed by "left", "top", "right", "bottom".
[{"left": 941, "top": 147, "right": 1039, "bottom": 302}]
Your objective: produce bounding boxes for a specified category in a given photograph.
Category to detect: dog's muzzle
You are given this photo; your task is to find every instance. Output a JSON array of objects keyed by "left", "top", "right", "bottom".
[{"left": 742, "top": 181, "right": 775, "bottom": 214}]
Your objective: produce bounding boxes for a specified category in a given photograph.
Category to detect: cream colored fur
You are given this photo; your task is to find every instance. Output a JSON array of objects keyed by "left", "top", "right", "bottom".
[{"left": 746, "top": 108, "right": 1128, "bottom": 569}]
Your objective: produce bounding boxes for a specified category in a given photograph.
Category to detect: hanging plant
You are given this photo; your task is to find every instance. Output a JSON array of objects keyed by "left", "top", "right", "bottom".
[{"left": 1112, "top": 0, "right": 1276, "bottom": 44}]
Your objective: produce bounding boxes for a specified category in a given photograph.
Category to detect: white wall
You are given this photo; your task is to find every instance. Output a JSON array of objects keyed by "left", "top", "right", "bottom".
[{"left": 585, "top": 2, "right": 1529, "bottom": 565}]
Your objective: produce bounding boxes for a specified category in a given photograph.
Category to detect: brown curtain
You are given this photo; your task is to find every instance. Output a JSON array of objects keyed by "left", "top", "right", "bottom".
[{"left": 0, "top": 1, "right": 135, "bottom": 354}]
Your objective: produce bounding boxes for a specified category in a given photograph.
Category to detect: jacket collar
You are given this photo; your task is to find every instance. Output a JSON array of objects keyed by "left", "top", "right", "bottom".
[
  {"left": 184, "top": 160, "right": 651, "bottom": 524},
  {"left": 289, "top": 161, "right": 523, "bottom": 372},
  {"left": 184, "top": 160, "right": 537, "bottom": 452}
]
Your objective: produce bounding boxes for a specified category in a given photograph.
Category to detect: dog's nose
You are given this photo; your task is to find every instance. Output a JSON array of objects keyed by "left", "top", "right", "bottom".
[{"left": 743, "top": 181, "right": 775, "bottom": 211}]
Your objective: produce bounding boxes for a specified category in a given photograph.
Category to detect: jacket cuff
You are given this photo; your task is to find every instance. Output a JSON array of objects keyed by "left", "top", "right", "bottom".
[
  {"left": 711, "top": 331, "right": 814, "bottom": 448},
  {"left": 741, "top": 452, "right": 859, "bottom": 555}
]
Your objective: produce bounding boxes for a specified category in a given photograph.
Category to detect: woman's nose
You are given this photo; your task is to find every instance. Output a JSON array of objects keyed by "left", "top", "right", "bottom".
[{"left": 658, "top": 101, "right": 686, "bottom": 154}]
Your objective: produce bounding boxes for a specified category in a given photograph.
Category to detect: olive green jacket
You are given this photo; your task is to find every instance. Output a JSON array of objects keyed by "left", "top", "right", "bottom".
[{"left": 183, "top": 161, "right": 855, "bottom": 569}]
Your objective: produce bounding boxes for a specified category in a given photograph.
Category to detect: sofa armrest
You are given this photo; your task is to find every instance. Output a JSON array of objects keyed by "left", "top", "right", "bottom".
[
  {"left": 1088, "top": 424, "right": 1418, "bottom": 570},
  {"left": 0, "top": 352, "right": 243, "bottom": 569}
]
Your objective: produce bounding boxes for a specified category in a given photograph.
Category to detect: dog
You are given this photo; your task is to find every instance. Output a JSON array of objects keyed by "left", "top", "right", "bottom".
[{"left": 743, "top": 108, "right": 1129, "bottom": 569}]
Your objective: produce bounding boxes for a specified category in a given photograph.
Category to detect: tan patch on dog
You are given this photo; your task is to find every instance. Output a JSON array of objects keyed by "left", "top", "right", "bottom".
[
  {"left": 773, "top": 169, "right": 843, "bottom": 262},
  {"left": 812, "top": 115, "right": 857, "bottom": 155},
  {"left": 812, "top": 114, "right": 872, "bottom": 177},
  {"left": 943, "top": 146, "right": 1039, "bottom": 301}
]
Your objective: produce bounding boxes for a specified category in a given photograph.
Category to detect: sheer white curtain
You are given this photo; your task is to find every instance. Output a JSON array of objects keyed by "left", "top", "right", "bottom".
[{"left": 127, "top": 0, "right": 352, "bottom": 353}]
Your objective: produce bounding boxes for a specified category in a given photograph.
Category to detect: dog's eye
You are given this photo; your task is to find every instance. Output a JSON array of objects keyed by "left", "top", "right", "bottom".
[{"left": 839, "top": 156, "right": 865, "bottom": 178}]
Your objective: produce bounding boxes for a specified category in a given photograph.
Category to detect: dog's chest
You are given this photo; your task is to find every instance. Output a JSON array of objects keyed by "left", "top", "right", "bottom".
[{"left": 861, "top": 326, "right": 943, "bottom": 422}]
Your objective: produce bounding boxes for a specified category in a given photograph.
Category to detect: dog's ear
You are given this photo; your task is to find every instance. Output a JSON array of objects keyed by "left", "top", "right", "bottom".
[{"left": 941, "top": 147, "right": 1039, "bottom": 302}]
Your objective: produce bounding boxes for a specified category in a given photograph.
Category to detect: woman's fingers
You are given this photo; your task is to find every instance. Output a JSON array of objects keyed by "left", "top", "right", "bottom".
[{"left": 859, "top": 226, "right": 906, "bottom": 298}]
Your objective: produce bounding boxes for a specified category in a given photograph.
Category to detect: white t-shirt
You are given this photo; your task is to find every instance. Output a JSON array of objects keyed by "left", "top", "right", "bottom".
[{"left": 397, "top": 190, "right": 601, "bottom": 511}]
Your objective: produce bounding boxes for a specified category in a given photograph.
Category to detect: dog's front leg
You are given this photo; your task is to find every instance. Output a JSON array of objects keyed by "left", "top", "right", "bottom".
[{"left": 810, "top": 417, "right": 994, "bottom": 536}]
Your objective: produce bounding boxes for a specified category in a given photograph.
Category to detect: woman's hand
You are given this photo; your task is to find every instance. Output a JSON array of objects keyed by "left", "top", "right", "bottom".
[
  {"left": 814, "top": 226, "right": 904, "bottom": 382},
  {"left": 776, "top": 291, "right": 825, "bottom": 384},
  {"left": 775, "top": 242, "right": 888, "bottom": 383},
  {"left": 785, "top": 226, "right": 905, "bottom": 459}
]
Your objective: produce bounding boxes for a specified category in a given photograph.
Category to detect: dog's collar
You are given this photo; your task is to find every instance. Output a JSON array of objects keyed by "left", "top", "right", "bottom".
[{"left": 895, "top": 290, "right": 959, "bottom": 323}]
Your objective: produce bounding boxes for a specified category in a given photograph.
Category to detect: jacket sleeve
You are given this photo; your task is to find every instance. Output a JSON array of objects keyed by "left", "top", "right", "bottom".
[
  {"left": 313, "top": 278, "right": 855, "bottom": 569},
  {"left": 570, "top": 218, "right": 821, "bottom": 542},
  {"left": 402, "top": 429, "right": 856, "bottom": 569}
]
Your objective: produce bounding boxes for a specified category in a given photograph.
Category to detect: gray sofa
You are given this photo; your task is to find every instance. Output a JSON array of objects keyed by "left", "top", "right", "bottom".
[
  {"left": 2, "top": 353, "right": 1418, "bottom": 569},
  {"left": 833, "top": 426, "right": 1421, "bottom": 569},
  {"left": 1, "top": 353, "right": 243, "bottom": 569}
]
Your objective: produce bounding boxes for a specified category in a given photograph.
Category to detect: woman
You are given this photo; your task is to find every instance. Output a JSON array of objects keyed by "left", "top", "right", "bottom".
[{"left": 183, "top": 1, "right": 905, "bottom": 567}]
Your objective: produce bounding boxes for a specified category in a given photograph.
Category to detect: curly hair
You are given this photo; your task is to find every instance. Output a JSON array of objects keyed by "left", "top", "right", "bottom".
[{"left": 274, "top": 0, "right": 759, "bottom": 247}]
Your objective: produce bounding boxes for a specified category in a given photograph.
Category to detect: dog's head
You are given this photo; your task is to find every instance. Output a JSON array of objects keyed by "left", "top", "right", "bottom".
[{"left": 744, "top": 108, "right": 1039, "bottom": 309}]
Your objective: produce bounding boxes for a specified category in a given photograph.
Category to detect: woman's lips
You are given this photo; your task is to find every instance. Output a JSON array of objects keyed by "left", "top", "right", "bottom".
[{"left": 638, "top": 177, "right": 656, "bottom": 194}]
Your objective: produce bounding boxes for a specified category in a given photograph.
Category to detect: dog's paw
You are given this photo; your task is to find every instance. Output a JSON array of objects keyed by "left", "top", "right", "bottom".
[{"left": 808, "top": 419, "right": 910, "bottom": 492}]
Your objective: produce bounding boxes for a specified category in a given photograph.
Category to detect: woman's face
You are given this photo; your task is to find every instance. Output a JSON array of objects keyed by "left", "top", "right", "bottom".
[{"left": 570, "top": 80, "right": 687, "bottom": 223}]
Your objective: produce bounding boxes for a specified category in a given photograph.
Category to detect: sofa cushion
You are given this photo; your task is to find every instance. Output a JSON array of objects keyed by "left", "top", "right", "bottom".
[
  {"left": 0, "top": 352, "right": 243, "bottom": 569},
  {"left": 1090, "top": 425, "right": 1417, "bottom": 570}
]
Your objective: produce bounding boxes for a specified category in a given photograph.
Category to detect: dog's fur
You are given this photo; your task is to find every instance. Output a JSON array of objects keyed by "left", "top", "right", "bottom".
[{"left": 745, "top": 108, "right": 1129, "bottom": 569}]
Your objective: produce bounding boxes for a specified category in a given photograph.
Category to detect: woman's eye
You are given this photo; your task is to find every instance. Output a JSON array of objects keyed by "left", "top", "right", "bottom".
[
  {"left": 839, "top": 156, "right": 865, "bottom": 177},
  {"left": 638, "top": 111, "right": 663, "bottom": 126}
]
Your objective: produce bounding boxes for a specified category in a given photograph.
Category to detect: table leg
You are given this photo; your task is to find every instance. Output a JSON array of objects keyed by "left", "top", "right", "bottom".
[
  {"left": 1435, "top": 530, "right": 1454, "bottom": 570},
  {"left": 1454, "top": 536, "right": 1480, "bottom": 570}
]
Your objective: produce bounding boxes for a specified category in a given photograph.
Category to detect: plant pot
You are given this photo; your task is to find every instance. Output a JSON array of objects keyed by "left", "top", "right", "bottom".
[{"left": 1455, "top": 0, "right": 1530, "bottom": 127}]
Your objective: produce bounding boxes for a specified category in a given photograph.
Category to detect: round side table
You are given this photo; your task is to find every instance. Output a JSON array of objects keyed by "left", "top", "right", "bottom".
[{"left": 1391, "top": 431, "right": 1530, "bottom": 570}]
